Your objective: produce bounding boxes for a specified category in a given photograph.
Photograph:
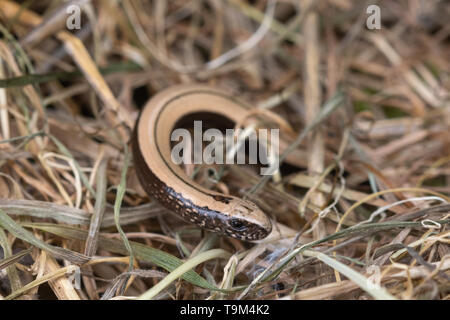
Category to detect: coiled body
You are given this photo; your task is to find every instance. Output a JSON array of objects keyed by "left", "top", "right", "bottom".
[{"left": 132, "top": 85, "right": 273, "bottom": 241}]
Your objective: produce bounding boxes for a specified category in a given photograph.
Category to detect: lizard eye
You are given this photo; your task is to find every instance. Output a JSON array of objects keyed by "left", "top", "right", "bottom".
[{"left": 229, "top": 219, "right": 246, "bottom": 231}]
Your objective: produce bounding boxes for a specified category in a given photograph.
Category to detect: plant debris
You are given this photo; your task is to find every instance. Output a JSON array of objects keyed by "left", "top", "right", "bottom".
[{"left": 0, "top": 0, "right": 449, "bottom": 300}]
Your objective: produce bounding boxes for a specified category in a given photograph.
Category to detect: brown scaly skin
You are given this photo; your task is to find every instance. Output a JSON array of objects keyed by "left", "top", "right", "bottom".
[{"left": 131, "top": 125, "right": 271, "bottom": 241}]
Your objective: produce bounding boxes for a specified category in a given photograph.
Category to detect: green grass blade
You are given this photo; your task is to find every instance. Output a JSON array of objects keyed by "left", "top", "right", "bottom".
[
  {"left": 0, "top": 62, "right": 142, "bottom": 88},
  {"left": 0, "top": 209, "right": 90, "bottom": 265},
  {"left": 22, "top": 222, "right": 230, "bottom": 292},
  {"left": 0, "top": 248, "right": 31, "bottom": 272},
  {"left": 139, "top": 249, "right": 231, "bottom": 300},
  {"left": 113, "top": 147, "right": 134, "bottom": 271},
  {"left": 302, "top": 250, "right": 396, "bottom": 300}
]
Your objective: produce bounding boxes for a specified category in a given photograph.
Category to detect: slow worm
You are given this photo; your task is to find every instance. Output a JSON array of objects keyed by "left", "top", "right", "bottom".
[{"left": 132, "top": 84, "right": 293, "bottom": 241}]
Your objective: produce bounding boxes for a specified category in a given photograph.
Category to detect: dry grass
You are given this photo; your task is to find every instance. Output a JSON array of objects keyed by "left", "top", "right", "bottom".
[{"left": 0, "top": 0, "right": 449, "bottom": 300}]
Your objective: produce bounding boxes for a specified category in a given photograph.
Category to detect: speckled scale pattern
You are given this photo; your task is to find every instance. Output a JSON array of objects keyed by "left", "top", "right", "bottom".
[{"left": 131, "top": 128, "right": 268, "bottom": 241}]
